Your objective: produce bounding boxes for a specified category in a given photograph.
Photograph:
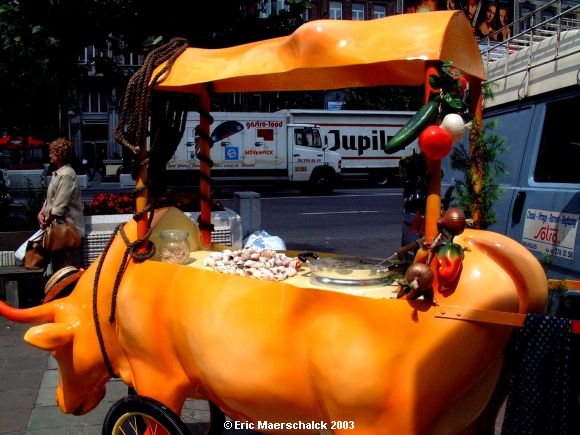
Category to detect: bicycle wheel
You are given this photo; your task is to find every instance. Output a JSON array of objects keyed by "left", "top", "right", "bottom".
[{"left": 102, "top": 394, "right": 190, "bottom": 435}]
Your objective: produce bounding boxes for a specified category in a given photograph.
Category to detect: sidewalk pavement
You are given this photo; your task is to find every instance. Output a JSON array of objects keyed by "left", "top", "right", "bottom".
[{"left": 0, "top": 316, "right": 217, "bottom": 434}]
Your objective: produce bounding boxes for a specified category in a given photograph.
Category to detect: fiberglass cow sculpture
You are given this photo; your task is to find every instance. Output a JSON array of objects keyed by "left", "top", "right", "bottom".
[{"left": 0, "top": 207, "right": 547, "bottom": 434}]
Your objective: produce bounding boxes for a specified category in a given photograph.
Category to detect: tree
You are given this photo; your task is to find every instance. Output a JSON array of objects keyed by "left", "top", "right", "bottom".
[
  {"left": 0, "top": 1, "right": 312, "bottom": 139},
  {"left": 342, "top": 86, "right": 423, "bottom": 111}
]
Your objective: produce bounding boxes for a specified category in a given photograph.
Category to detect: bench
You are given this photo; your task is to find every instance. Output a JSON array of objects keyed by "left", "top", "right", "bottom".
[{"left": 0, "top": 265, "right": 45, "bottom": 308}]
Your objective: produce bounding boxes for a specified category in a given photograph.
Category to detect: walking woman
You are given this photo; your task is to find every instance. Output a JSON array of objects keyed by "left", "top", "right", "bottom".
[{"left": 37, "top": 138, "right": 85, "bottom": 271}]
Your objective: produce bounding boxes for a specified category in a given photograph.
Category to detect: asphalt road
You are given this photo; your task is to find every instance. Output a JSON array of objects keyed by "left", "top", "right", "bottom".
[{"left": 223, "top": 186, "right": 405, "bottom": 259}]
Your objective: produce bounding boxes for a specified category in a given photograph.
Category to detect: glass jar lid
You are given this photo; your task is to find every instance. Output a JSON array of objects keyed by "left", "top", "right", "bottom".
[{"left": 159, "top": 229, "right": 189, "bottom": 239}]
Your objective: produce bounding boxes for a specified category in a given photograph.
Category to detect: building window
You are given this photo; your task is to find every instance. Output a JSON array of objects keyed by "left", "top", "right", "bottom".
[
  {"left": 79, "top": 45, "right": 108, "bottom": 64},
  {"left": 373, "top": 3, "right": 386, "bottom": 19},
  {"left": 82, "top": 91, "right": 109, "bottom": 113},
  {"left": 352, "top": 3, "right": 365, "bottom": 20},
  {"left": 519, "top": 2, "right": 535, "bottom": 31},
  {"left": 259, "top": 0, "right": 289, "bottom": 16},
  {"left": 329, "top": 1, "right": 343, "bottom": 20},
  {"left": 122, "top": 52, "right": 143, "bottom": 67}
]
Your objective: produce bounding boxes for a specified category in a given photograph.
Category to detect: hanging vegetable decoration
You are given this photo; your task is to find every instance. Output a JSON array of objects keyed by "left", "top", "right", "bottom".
[
  {"left": 436, "top": 242, "right": 465, "bottom": 284},
  {"left": 439, "top": 113, "right": 466, "bottom": 144},
  {"left": 384, "top": 61, "right": 467, "bottom": 155},
  {"left": 418, "top": 125, "right": 452, "bottom": 160}
]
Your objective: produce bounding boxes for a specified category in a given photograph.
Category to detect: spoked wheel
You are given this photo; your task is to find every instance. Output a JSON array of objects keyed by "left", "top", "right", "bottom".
[{"left": 102, "top": 395, "right": 190, "bottom": 435}]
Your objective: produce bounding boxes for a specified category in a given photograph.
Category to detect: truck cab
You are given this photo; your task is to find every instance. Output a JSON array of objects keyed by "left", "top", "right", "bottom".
[{"left": 289, "top": 124, "right": 341, "bottom": 194}]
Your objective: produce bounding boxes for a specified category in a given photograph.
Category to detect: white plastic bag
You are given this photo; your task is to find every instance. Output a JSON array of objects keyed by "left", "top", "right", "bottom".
[
  {"left": 14, "top": 229, "right": 44, "bottom": 261},
  {"left": 243, "top": 230, "right": 286, "bottom": 250}
]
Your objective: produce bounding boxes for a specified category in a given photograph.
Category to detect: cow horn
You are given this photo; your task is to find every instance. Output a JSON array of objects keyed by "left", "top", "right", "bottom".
[{"left": 0, "top": 300, "right": 55, "bottom": 323}]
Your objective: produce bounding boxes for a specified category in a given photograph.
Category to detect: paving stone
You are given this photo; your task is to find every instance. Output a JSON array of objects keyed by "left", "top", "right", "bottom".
[
  {"left": 28, "top": 405, "right": 82, "bottom": 431},
  {"left": 0, "top": 370, "right": 43, "bottom": 392},
  {"left": 0, "top": 388, "right": 37, "bottom": 410},
  {"left": 3, "top": 356, "right": 47, "bottom": 373},
  {"left": 0, "top": 408, "right": 32, "bottom": 434}
]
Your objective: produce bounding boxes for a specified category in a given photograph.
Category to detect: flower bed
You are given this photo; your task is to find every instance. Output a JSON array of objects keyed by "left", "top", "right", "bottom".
[{"left": 83, "top": 191, "right": 224, "bottom": 216}]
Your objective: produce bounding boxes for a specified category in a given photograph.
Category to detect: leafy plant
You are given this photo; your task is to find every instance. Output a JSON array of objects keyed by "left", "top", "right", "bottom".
[{"left": 449, "top": 119, "right": 508, "bottom": 229}]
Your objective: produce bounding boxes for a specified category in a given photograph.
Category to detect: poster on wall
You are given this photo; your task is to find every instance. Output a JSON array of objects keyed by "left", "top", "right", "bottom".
[{"left": 403, "top": 1, "right": 514, "bottom": 41}]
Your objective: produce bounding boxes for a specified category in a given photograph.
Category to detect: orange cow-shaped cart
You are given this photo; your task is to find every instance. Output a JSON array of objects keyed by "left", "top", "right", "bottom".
[{"left": 0, "top": 10, "right": 562, "bottom": 435}]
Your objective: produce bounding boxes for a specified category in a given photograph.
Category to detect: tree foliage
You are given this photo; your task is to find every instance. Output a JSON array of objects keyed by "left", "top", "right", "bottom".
[
  {"left": 342, "top": 86, "right": 423, "bottom": 111},
  {"left": 0, "top": 1, "right": 311, "bottom": 139}
]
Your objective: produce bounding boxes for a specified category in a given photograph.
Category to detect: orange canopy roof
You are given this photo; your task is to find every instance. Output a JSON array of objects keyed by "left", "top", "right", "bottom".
[{"left": 153, "top": 10, "right": 485, "bottom": 94}]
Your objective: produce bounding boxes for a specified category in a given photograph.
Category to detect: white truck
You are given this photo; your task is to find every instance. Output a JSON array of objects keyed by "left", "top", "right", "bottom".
[
  {"left": 167, "top": 111, "right": 341, "bottom": 194},
  {"left": 286, "top": 109, "right": 418, "bottom": 186},
  {"left": 167, "top": 109, "right": 418, "bottom": 190}
]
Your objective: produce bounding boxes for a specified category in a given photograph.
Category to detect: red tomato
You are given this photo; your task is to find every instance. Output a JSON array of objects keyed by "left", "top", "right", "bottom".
[{"left": 418, "top": 125, "right": 453, "bottom": 160}]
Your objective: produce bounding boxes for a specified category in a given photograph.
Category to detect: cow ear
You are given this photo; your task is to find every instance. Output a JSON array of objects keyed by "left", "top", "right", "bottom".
[{"left": 24, "top": 323, "right": 74, "bottom": 351}]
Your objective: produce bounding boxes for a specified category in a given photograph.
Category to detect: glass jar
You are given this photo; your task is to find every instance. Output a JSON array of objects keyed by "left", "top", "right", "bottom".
[{"left": 159, "top": 230, "right": 190, "bottom": 264}]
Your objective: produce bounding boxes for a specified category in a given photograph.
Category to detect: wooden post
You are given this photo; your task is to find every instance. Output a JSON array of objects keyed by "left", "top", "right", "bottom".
[
  {"left": 468, "top": 76, "right": 484, "bottom": 229},
  {"left": 135, "top": 140, "right": 149, "bottom": 243},
  {"left": 199, "top": 85, "right": 212, "bottom": 249}
]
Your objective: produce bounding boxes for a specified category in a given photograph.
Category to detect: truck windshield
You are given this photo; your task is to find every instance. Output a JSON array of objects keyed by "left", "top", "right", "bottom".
[{"left": 295, "top": 128, "right": 322, "bottom": 149}]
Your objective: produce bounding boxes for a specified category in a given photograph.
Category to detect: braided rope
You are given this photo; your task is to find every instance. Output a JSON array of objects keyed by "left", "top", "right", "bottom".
[{"left": 92, "top": 226, "right": 121, "bottom": 379}]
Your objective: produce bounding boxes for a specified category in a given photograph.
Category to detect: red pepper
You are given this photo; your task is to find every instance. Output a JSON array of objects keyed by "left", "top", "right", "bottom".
[{"left": 436, "top": 242, "right": 464, "bottom": 282}]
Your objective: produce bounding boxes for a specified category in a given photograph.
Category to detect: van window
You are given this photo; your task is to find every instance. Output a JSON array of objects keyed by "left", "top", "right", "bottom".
[
  {"left": 483, "top": 107, "right": 533, "bottom": 186},
  {"left": 534, "top": 95, "right": 580, "bottom": 183}
]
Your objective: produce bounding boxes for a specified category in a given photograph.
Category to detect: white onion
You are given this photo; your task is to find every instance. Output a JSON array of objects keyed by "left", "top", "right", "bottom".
[{"left": 440, "top": 113, "right": 465, "bottom": 144}]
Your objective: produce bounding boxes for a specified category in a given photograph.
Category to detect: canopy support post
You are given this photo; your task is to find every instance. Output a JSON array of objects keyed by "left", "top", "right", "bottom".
[
  {"left": 423, "top": 63, "right": 442, "bottom": 245},
  {"left": 135, "top": 143, "right": 149, "bottom": 246},
  {"left": 199, "top": 84, "right": 213, "bottom": 249}
]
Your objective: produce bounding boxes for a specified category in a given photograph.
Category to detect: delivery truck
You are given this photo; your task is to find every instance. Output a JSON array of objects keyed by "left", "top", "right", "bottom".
[
  {"left": 286, "top": 109, "right": 418, "bottom": 186},
  {"left": 167, "top": 109, "right": 418, "bottom": 189},
  {"left": 166, "top": 111, "right": 341, "bottom": 194}
]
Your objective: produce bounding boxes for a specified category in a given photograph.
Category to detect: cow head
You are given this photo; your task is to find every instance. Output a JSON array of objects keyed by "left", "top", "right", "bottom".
[{"left": 1, "top": 285, "right": 118, "bottom": 414}]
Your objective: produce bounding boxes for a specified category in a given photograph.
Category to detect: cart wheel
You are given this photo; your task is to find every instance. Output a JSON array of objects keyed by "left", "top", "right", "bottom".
[{"left": 102, "top": 395, "right": 190, "bottom": 435}]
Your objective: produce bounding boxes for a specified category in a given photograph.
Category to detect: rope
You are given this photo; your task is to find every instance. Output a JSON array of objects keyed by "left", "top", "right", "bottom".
[
  {"left": 92, "top": 226, "right": 121, "bottom": 379},
  {"left": 92, "top": 211, "right": 157, "bottom": 378}
]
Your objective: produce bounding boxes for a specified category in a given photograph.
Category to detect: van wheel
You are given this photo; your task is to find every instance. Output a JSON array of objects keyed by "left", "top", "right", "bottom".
[
  {"left": 370, "top": 170, "right": 390, "bottom": 187},
  {"left": 308, "top": 169, "right": 335, "bottom": 195}
]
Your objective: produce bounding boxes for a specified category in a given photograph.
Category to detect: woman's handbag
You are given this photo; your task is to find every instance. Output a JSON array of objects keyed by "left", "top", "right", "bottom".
[
  {"left": 42, "top": 221, "right": 82, "bottom": 253},
  {"left": 24, "top": 232, "right": 49, "bottom": 270}
]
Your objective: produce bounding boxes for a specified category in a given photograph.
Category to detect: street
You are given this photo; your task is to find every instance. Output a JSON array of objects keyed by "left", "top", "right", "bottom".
[{"left": 253, "top": 188, "right": 404, "bottom": 259}]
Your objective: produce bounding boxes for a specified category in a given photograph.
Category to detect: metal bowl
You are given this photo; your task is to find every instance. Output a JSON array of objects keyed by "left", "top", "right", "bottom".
[{"left": 309, "top": 256, "right": 397, "bottom": 287}]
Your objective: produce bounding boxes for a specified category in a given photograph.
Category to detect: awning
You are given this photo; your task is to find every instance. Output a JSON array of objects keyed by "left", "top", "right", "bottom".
[{"left": 152, "top": 10, "right": 485, "bottom": 94}]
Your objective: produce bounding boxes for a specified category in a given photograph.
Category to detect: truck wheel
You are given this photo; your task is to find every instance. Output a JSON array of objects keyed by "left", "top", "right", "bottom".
[
  {"left": 308, "top": 169, "right": 335, "bottom": 195},
  {"left": 370, "top": 170, "right": 390, "bottom": 187}
]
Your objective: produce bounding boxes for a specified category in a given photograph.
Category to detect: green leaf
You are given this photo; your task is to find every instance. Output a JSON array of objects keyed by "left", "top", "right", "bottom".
[
  {"left": 444, "top": 93, "right": 462, "bottom": 110},
  {"left": 429, "top": 75, "right": 441, "bottom": 88}
]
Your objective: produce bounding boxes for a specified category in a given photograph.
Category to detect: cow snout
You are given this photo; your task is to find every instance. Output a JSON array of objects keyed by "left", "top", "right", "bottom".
[{"left": 57, "top": 384, "right": 106, "bottom": 415}]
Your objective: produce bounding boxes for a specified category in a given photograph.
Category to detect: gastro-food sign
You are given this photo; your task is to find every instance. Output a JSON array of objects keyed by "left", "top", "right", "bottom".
[{"left": 522, "top": 209, "right": 578, "bottom": 260}]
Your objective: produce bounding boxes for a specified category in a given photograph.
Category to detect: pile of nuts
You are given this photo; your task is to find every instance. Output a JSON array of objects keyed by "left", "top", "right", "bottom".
[{"left": 202, "top": 247, "right": 303, "bottom": 281}]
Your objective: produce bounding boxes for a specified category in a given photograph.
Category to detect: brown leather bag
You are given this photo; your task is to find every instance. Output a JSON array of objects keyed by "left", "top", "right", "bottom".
[
  {"left": 42, "top": 221, "right": 82, "bottom": 253},
  {"left": 24, "top": 235, "right": 49, "bottom": 270}
]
